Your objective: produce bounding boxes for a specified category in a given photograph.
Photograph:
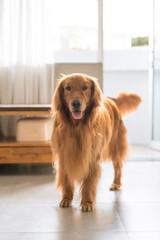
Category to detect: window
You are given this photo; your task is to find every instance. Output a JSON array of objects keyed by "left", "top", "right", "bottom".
[
  {"left": 103, "top": 0, "right": 152, "bottom": 49},
  {"left": 53, "top": 0, "right": 98, "bottom": 63}
]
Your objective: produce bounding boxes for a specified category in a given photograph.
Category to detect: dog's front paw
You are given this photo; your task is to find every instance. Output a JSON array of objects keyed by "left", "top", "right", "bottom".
[
  {"left": 110, "top": 183, "right": 121, "bottom": 191},
  {"left": 59, "top": 199, "right": 72, "bottom": 208},
  {"left": 81, "top": 202, "right": 94, "bottom": 212}
]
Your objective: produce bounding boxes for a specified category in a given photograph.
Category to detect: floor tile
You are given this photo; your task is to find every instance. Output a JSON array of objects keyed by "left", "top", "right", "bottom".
[
  {"left": 123, "top": 162, "right": 160, "bottom": 184},
  {"left": 111, "top": 184, "right": 160, "bottom": 203},
  {"left": 1, "top": 159, "right": 160, "bottom": 239},
  {"left": 116, "top": 202, "right": 160, "bottom": 231},
  {"left": 129, "top": 144, "right": 160, "bottom": 159},
  {"left": 0, "top": 203, "right": 124, "bottom": 233},
  {"left": 127, "top": 231, "right": 160, "bottom": 240},
  {"left": 6, "top": 175, "right": 60, "bottom": 204},
  {"left": 0, "top": 233, "right": 55, "bottom": 240},
  {"left": 0, "top": 232, "right": 128, "bottom": 240},
  {"left": 0, "top": 176, "right": 18, "bottom": 204}
]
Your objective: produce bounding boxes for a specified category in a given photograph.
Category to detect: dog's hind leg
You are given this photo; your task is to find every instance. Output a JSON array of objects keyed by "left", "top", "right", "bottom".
[
  {"left": 109, "top": 120, "right": 128, "bottom": 191},
  {"left": 110, "top": 160, "right": 123, "bottom": 190}
]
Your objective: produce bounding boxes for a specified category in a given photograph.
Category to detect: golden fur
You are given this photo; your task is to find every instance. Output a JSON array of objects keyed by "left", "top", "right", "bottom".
[{"left": 51, "top": 73, "right": 141, "bottom": 212}]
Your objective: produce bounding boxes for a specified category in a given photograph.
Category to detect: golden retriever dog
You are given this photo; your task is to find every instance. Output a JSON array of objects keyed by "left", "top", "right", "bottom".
[{"left": 51, "top": 73, "right": 141, "bottom": 212}]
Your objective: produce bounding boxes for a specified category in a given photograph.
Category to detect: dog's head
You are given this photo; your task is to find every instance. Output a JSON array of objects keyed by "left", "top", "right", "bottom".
[{"left": 53, "top": 73, "right": 102, "bottom": 120}]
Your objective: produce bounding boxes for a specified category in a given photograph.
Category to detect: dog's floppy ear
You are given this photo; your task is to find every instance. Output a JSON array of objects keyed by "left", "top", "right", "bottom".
[
  {"left": 52, "top": 80, "right": 65, "bottom": 111},
  {"left": 90, "top": 77, "right": 102, "bottom": 107}
]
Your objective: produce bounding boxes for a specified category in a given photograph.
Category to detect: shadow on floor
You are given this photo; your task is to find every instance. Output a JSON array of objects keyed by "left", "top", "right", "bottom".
[{"left": 0, "top": 163, "right": 55, "bottom": 175}]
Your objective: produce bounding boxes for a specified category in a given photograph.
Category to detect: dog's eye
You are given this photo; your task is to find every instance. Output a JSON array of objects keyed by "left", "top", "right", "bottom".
[
  {"left": 66, "top": 86, "right": 71, "bottom": 91},
  {"left": 82, "top": 86, "right": 88, "bottom": 90}
]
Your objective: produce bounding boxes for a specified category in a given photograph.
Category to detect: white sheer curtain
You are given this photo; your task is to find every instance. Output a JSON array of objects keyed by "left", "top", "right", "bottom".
[
  {"left": 0, "top": 0, "right": 55, "bottom": 104},
  {"left": 0, "top": 0, "right": 55, "bottom": 137}
]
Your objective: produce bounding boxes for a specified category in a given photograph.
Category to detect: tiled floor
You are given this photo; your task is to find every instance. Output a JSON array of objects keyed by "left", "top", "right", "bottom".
[
  {"left": 0, "top": 145, "right": 160, "bottom": 240},
  {"left": 129, "top": 144, "right": 160, "bottom": 160}
]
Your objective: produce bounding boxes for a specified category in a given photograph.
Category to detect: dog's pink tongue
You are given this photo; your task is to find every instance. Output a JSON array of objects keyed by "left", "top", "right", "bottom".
[{"left": 72, "top": 111, "right": 83, "bottom": 119}]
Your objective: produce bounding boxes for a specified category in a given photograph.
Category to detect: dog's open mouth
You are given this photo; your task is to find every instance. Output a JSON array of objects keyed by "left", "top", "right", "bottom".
[{"left": 72, "top": 111, "right": 83, "bottom": 119}]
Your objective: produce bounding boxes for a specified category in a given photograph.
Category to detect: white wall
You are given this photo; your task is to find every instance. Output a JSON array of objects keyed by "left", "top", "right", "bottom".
[
  {"left": 103, "top": 47, "right": 150, "bottom": 145},
  {"left": 103, "top": 71, "right": 149, "bottom": 145}
]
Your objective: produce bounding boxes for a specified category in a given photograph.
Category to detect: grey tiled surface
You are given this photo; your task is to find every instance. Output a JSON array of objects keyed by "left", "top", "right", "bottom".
[{"left": 0, "top": 161, "right": 160, "bottom": 240}]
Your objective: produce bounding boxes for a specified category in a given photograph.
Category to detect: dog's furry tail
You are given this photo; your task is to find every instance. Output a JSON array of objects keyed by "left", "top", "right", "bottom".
[{"left": 109, "top": 92, "right": 142, "bottom": 116}]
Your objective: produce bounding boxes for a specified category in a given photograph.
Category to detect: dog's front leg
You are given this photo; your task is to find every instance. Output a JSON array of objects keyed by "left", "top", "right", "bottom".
[
  {"left": 80, "top": 163, "right": 101, "bottom": 212},
  {"left": 58, "top": 167, "right": 74, "bottom": 208}
]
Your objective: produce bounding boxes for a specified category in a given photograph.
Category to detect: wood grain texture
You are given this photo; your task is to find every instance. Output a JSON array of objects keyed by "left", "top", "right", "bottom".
[
  {"left": 0, "top": 111, "right": 52, "bottom": 116},
  {"left": 0, "top": 104, "right": 52, "bottom": 115},
  {"left": 0, "top": 146, "right": 52, "bottom": 164},
  {"left": 0, "top": 137, "right": 51, "bottom": 147}
]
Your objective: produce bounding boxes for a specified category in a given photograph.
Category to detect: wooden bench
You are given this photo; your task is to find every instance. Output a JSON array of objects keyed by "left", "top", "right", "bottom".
[{"left": 0, "top": 105, "right": 53, "bottom": 164}]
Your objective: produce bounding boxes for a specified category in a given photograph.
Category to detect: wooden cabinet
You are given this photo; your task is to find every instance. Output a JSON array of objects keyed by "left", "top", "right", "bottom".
[{"left": 0, "top": 105, "right": 53, "bottom": 164}]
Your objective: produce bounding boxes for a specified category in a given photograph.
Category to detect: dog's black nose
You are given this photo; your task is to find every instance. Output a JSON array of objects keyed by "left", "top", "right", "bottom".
[{"left": 71, "top": 99, "right": 82, "bottom": 109}]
